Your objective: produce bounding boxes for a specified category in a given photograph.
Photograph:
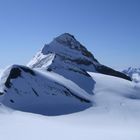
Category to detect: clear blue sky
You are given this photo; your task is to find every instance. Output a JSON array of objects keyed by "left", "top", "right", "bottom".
[{"left": 0, "top": 0, "right": 140, "bottom": 70}]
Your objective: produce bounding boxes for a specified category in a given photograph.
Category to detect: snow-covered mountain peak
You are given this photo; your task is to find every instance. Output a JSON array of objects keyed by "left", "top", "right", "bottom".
[
  {"left": 123, "top": 67, "right": 140, "bottom": 83},
  {"left": 43, "top": 33, "right": 81, "bottom": 52},
  {"left": 54, "top": 33, "right": 77, "bottom": 44},
  {"left": 127, "top": 67, "right": 140, "bottom": 73},
  {"left": 41, "top": 33, "right": 97, "bottom": 62},
  {"left": 27, "top": 33, "right": 131, "bottom": 82}
]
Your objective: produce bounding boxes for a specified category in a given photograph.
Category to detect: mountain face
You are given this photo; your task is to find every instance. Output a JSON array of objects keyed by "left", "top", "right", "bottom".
[
  {"left": 123, "top": 67, "right": 140, "bottom": 83},
  {"left": 0, "top": 65, "right": 91, "bottom": 115},
  {"left": 27, "top": 33, "right": 131, "bottom": 81},
  {"left": 0, "top": 33, "right": 131, "bottom": 115}
]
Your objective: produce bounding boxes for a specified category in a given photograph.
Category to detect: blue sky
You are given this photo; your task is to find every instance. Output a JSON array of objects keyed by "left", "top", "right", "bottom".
[{"left": 0, "top": 0, "right": 139, "bottom": 70}]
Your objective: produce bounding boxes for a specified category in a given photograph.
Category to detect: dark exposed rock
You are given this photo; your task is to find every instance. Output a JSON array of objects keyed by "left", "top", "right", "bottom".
[
  {"left": 57, "top": 53, "right": 93, "bottom": 65},
  {"left": 20, "top": 66, "right": 36, "bottom": 76},
  {"left": 65, "top": 87, "right": 91, "bottom": 103},
  {"left": 55, "top": 81, "right": 91, "bottom": 103},
  {"left": 5, "top": 68, "right": 21, "bottom": 88},
  {"left": 71, "top": 58, "right": 93, "bottom": 65},
  {"left": 96, "top": 65, "right": 132, "bottom": 81},
  {"left": 47, "top": 68, "right": 52, "bottom": 72},
  {"left": 4, "top": 89, "right": 7, "bottom": 92},
  {"left": 0, "top": 92, "right": 4, "bottom": 95},
  {"left": 5, "top": 66, "right": 36, "bottom": 89},
  {"left": 68, "top": 68, "right": 90, "bottom": 77},
  {"left": 10, "top": 99, "right": 15, "bottom": 103},
  {"left": 32, "top": 88, "right": 39, "bottom": 97}
]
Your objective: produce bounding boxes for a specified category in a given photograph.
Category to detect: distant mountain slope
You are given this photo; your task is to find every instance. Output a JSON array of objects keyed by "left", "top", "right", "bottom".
[{"left": 123, "top": 67, "right": 140, "bottom": 83}]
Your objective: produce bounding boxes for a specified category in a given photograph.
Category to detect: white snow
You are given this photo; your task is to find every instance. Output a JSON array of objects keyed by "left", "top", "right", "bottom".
[
  {"left": 0, "top": 72, "right": 140, "bottom": 140},
  {"left": 27, "top": 51, "right": 55, "bottom": 69},
  {"left": 87, "top": 72, "right": 140, "bottom": 119},
  {"left": 132, "top": 73, "right": 140, "bottom": 83}
]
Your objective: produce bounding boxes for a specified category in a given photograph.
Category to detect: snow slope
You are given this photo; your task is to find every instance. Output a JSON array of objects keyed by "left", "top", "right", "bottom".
[
  {"left": 0, "top": 109, "right": 139, "bottom": 140},
  {"left": 0, "top": 72, "right": 140, "bottom": 140},
  {"left": 88, "top": 72, "right": 140, "bottom": 118},
  {"left": 0, "top": 65, "right": 91, "bottom": 115}
]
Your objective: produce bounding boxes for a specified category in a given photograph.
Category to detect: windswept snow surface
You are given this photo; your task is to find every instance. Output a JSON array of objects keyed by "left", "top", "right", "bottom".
[
  {"left": 88, "top": 72, "right": 140, "bottom": 118},
  {"left": 0, "top": 109, "right": 140, "bottom": 140},
  {"left": 0, "top": 72, "right": 140, "bottom": 140}
]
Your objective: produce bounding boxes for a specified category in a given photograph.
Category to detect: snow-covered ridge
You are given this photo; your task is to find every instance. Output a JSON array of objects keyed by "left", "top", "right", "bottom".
[
  {"left": 0, "top": 65, "right": 92, "bottom": 115},
  {"left": 42, "top": 33, "right": 97, "bottom": 62}
]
